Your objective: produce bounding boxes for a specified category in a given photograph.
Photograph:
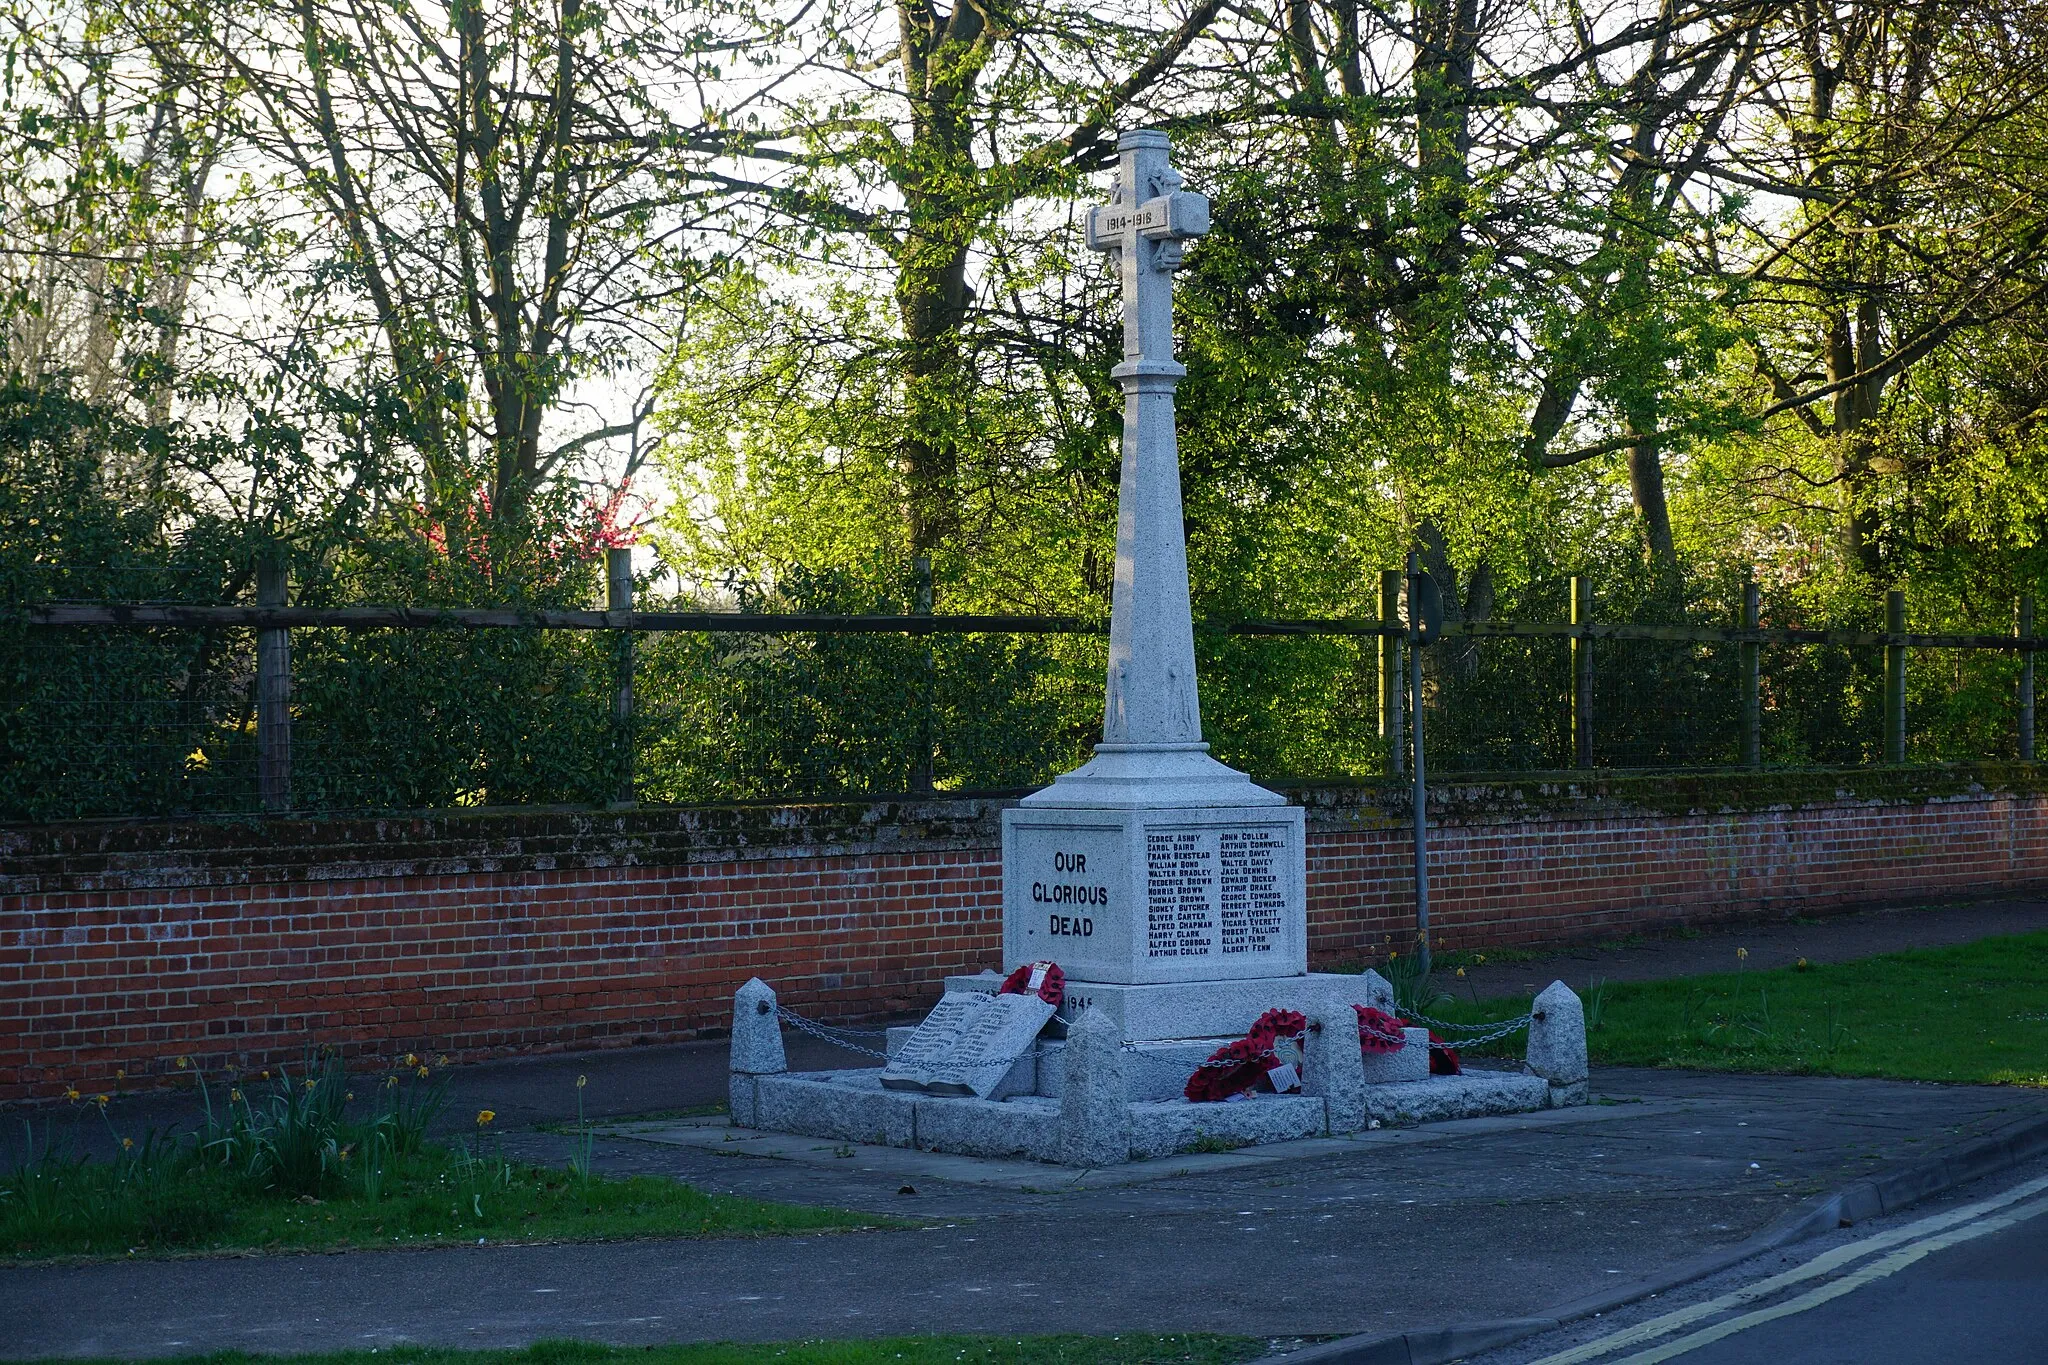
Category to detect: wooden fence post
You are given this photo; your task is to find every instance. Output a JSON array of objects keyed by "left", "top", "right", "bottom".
[
  {"left": 1741, "top": 576, "right": 1761, "bottom": 769},
  {"left": 1380, "top": 568, "right": 1404, "bottom": 776},
  {"left": 1885, "top": 589, "right": 1907, "bottom": 764},
  {"left": 2021, "top": 594, "right": 2036, "bottom": 763},
  {"left": 607, "top": 548, "right": 636, "bottom": 807},
  {"left": 1571, "top": 575, "right": 1593, "bottom": 769},
  {"left": 256, "top": 556, "right": 291, "bottom": 814}
]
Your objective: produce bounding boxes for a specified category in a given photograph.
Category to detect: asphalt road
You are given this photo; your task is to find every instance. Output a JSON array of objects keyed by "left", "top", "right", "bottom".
[
  {"left": 1673, "top": 1203, "right": 2048, "bottom": 1364},
  {"left": 1472, "top": 1159, "right": 2048, "bottom": 1365}
]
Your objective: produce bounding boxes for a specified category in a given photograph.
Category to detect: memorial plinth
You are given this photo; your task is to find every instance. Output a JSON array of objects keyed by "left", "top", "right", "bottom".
[
  {"left": 996, "top": 128, "right": 1334, "bottom": 1042},
  {"left": 727, "top": 131, "right": 1581, "bottom": 1165}
]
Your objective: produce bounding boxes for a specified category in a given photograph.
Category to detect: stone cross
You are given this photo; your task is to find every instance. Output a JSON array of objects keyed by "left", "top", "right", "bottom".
[{"left": 1084, "top": 130, "right": 1210, "bottom": 750}]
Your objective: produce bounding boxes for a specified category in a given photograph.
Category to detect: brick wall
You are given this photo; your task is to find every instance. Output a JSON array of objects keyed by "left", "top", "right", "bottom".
[{"left": 4, "top": 765, "right": 2043, "bottom": 1102}]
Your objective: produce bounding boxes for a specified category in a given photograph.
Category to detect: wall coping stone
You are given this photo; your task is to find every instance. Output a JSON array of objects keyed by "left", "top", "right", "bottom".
[{"left": 2, "top": 762, "right": 2038, "bottom": 894}]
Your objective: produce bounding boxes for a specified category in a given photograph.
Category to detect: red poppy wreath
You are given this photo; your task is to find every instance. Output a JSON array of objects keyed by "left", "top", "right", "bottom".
[
  {"left": 1352, "top": 1003, "right": 1461, "bottom": 1074},
  {"left": 1184, "top": 1007, "right": 1307, "bottom": 1102},
  {"left": 1355, "top": 1005, "right": 1406, "bottom": 1053},
  {"left": 999, "top": 960, "right": 1065, "bottom": 1007}
]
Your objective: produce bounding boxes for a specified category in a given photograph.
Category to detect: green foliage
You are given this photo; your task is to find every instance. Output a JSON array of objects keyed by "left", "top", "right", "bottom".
[
  {"left": 3, "top": 1066, "right": 883, "bottom": 1260},
  {"left": 0, "top": 384, "right": 268, "bottom": 819},
  {"left": 7, "top": 0, "right": 2048, "bottom": 823},
  {"left": 635, "top": 565, "right": 1095, "bottom": 801},
  {"left": 1382, "top": 952, "right": 1452, "bottom": 1018},
  {"left": 1435, "top": 932, "right": 2048, "bottom": 1084}
]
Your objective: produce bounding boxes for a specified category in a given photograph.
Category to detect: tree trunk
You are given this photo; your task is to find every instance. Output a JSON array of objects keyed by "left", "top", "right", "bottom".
[{"left": 1627, "top": 430, "right": 1681, "bottom": 598}]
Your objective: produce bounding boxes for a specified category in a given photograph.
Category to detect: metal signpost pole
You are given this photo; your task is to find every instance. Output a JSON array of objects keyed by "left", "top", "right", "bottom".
[{"left": 1407, "top": 550, "right": 1430, "bottom": 980}]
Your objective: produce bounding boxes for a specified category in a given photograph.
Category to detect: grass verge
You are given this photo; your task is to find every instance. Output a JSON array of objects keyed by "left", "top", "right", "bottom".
[
  {"left": 1427, "top": 929, "right": 2048, "bottom": 1084},
  {"left": 10, "top": 1337, "right": 1271, "bottom": 1365},
  {"left": 0, "top": 1142, "right": 889, "bottom": 1260},
  {"left": 2, "top": 1058, "right": 889, "bottom": 1261}
]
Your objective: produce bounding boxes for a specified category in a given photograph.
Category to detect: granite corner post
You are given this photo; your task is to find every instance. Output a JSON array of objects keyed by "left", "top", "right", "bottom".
[
  {"left": 1059, "top": 1008, "right": 1131, "bottom": 1167},
  {"left": 1357, "top": 969, "right": 1396, "bottom": 1014},
  {"left": 1525, "top": 980, "right": 1589, "bottom": 1107},
  {"left": 1303, "top": 1013, "right": 1367, "bottom": 1134},
  {"left": 729, "top": 977, "right": 787, "bottom": 1127}
]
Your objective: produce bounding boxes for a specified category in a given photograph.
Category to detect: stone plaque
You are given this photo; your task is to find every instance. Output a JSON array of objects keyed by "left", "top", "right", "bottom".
[
  {"left": 1217, "top": 826, "right": 1285, "bottom": 957},
  {"left": 1005, "top": 822, "right": 1126, "bottom": 980},
  {"left": 1004, "top": 804, "right": 1308, "bottom": 986},
  {"left": 924, "top": 992, "right": 1057, "bottom": 1098},
  {"left": 1146, "top": 826, "right": 1217, "bottom": 959},
  {"left": 880, "top": 989, "right": 992, "bottom": 1092}
]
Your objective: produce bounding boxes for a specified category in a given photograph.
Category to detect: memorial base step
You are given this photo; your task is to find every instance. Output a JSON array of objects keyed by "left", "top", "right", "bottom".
[
  {"left": 741, "top": 1065, "right": 1564, "bottom": 1165},
  {"left": 940, "top": 969, "right": 1395, "bottom": 1045},
  {"left": 885, "top": 1030, "right": 1247, "bottom": 1103},
  {"left": 1051, "top": 971, "right": 1394, "bottom": 1042}
]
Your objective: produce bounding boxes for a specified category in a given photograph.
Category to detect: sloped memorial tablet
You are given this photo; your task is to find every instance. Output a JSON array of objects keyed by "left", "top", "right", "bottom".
[
  {"left": 924, "top": 991, "right": 1057, "bottom": 1098},
  {"left": 880, "top": 989, "right": 992, "bottom": 1092}
]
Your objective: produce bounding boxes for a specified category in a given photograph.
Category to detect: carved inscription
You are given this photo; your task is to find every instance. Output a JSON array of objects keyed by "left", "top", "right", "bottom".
[
  {"left": 924, "top": 992, "right": 1056, "bottom": 1098},
  {"left": 880, "top": 990, "right": 992, "bottom": 1092},
  {"left": 1146, "top": 829, "right": 1217, "bottom": 959},
  {"left": 1218, "top": 827, "right": 1285, "bottom": 955}
]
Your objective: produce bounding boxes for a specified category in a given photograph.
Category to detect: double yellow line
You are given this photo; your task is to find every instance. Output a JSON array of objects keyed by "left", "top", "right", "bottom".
[{"left": 1531, "top": 1172, "right": 2048, "bottom": 1364}]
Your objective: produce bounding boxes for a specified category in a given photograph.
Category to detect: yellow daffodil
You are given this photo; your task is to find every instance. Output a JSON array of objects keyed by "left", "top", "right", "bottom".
[
  {"left": 94, "top": 1093, "right": 109, "bottom": 1107},
  {"left": 230, "top": 1089, "right": 242, "bottom": 1102},
  {"left": 405, "top": 1053, "right": 419, "bottom": 1067},
  {"left": 121, "top": 1137, "right": 134, "bottom": 1150},
  {"left": 1737, "top": 947, "right": 1749, "bottom": 961},
  {"left": 416, "top": 1065, "right": 429, "bottom": 1079},
  {"left": 177, "top": 1056, "right": 190, "bottom": 1069},
  {"left": 1456, "top": 967, "right": 1466, "bottom": 978},
  {"left": 477, "top": 1110, "right": 496, "bottom": 1127},
  {"left": 576, "top": 1074, "right": 588, "bottom": 1089},
  {"left": 64, "top": 1085, "right": 80, "bottom": 1101}
]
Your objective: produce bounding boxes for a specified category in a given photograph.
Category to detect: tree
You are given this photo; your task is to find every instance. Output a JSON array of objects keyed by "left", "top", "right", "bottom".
[
  {"left": 1714, "top": 0, "right": 2048, "bottom": 584},
  {"left": 0, "top": 0, "right": 238, "bottom": 444},
  {"left": 666, "top": 0, "right": 1227, "bottom": 570},
  {"left": 168, "top": 0, "right": 720, "bottom": 563}
]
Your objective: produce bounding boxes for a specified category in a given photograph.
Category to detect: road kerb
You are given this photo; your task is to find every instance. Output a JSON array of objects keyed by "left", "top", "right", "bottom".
[{"left": 1271, "top": 1107, "right": 2048, "bottom": 1365}]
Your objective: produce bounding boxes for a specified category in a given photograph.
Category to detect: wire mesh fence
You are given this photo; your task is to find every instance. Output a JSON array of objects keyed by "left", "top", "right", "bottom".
[{"left": 2, "top": 572, "right": 2039, "bottom": 822}]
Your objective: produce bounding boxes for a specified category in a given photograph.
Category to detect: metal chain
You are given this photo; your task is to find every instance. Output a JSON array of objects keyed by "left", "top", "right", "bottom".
[
  {"left": 1406, "top": 1014, "right": 1535, "bottom": 1050},
  {"left": 773, "top": 1005, "right": 894, "bottom": 1060},
  {"left": 775, "top": 1004, "right": 1066, "bottom": 1071},
  {"left": 1400, "top": 1008, "right": 1534, "bottom": 1035},
  {"left": 775, "top": 1000, "right": 1523, "bottom": 1067}
]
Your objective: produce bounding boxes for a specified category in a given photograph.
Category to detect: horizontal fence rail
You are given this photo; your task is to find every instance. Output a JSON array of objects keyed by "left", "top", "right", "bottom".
[
  {"left": 3, "top": 563, "right": 2038, "bottom": 822},
  {"left": 20, "top": 602, "right": 2048, "bottom": 651}
]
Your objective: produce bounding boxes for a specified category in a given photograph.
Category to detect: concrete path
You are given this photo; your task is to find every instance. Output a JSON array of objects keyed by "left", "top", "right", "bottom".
[{"left": 6, "top": 1068, "right": 2046, "bottom": 1359}]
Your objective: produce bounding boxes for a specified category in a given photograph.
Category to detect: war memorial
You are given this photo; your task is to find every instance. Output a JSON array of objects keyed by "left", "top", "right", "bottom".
[{"left": 726, "top": 130, "right": 1588, "bottom": 1166}]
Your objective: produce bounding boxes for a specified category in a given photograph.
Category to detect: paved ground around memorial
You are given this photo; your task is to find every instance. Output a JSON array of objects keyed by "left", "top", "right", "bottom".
[{"left": 6, "top": 1066, "right": 2046, "bottom": 1358}]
